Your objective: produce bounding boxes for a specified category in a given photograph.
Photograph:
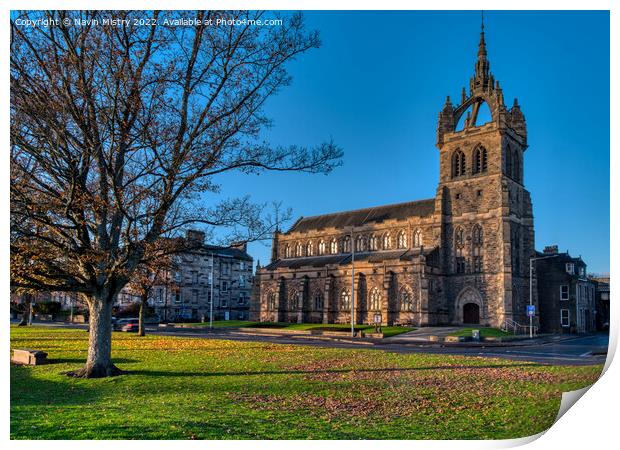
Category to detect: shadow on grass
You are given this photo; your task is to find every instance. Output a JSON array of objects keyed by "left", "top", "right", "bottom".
[
  {"left": 129, "top": 363, "right": 537, "bottom": 378},
  {"left": 47, "top": 357, "right": 138, "bottom": 364}
]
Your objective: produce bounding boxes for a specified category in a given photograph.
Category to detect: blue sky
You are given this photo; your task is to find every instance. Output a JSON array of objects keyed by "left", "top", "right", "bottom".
[{"left": 214, "top": 11, "right": 610, "bottom": 274}]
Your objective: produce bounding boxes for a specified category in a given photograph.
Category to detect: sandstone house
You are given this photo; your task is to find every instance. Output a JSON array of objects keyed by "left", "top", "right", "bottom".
[{"left": 251, "top": 24, "right": 536, "bottom": 328}]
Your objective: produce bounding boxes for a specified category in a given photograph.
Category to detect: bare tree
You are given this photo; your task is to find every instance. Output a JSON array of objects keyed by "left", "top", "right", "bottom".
[{"left": 10, "top": 10, "right": 342, "bottom": 377}]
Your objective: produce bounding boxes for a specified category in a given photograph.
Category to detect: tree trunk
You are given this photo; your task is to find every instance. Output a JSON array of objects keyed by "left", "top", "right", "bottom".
[
  {"left": 138, "top": 295, "right": 147, "bottom": 337},
  {"left": 67, "top": 294, "right": 123, "bottom": 378},
  {"left": 18, "top": 295, "right": 31, "bottom": 326}
]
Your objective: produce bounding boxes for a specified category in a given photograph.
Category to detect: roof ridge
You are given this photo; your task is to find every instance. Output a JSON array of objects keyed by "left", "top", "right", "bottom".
[{"left": 294, "top": 198, "right": 435, "bottom": 222}]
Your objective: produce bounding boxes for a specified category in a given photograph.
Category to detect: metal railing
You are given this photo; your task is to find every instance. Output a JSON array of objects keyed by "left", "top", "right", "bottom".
[{"left": 502, "top": 318, "right": 538, "bottom": 336}]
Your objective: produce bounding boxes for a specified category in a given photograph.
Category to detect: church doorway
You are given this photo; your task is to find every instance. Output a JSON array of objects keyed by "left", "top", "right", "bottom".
[{"left": 463, "top": 303, "right": 480, "bottom": 324}]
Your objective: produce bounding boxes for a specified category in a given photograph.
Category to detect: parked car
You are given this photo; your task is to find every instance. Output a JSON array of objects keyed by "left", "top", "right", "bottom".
[
  {"left": 114, "top": 318, "right": 139, "bottom": 331},
  {"left": 120, "top": 318, "right": 140, "bottom": 332}
]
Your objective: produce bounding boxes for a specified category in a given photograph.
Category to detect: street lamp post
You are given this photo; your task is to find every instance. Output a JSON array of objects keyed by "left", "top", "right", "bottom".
[
  {"left": 350, "top": 227, "right": 355, "bottom": 338},
  {"left": 209, "top": 252, "right": 215, "bottom": 330},
  {"left": 529, "top": 254, "right": 559, "bottom": 338}
]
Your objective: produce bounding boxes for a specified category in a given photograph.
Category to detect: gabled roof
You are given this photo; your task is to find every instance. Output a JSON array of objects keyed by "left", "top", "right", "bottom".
[{"left": 286, "top": 198, "right": 436, "bottom": 234}]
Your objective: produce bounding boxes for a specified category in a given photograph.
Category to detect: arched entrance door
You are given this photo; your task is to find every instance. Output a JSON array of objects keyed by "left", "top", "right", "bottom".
[{"left": 463, "top": 303, "right": 480, "bottom": 324}]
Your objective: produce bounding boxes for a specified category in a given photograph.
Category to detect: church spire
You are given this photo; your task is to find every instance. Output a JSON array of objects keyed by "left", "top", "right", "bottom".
[
  {"left": 478, "top": 11, "right": 487, "bottom": 59},
  {"left": 472, "top": 11, "right": 491, "bottom": 92}
]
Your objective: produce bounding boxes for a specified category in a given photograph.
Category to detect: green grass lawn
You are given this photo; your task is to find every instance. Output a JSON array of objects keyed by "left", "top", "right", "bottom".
[
  {"left": 182, "top": 321, "right": 414, "bottom": 337},
  {"left": 448, "top": 327, "right": 513, "bottom": 338},
  {"left": 10, "top": 326, "right": 602, "bottom": 440}
]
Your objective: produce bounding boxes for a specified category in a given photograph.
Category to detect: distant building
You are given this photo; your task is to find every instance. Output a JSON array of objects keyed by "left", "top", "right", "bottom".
[
  {"left": 139, "top": 230, "right": 254, "bottom": 322},
  {"left": 589, "top": 275, "right": 610, "bottom": 331},
  {"left": 536, "top": 246, "right": 596, "bottom": 334}
]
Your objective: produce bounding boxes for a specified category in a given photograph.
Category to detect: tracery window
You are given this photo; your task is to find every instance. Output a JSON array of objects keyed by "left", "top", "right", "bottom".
[
  {"left": 267, "top": 292, "right": 277, "bottom": 310},
  {"left": 399, "top": 288, "right": 414, "bottom": 312},
  {"left": 290, "top": 290, "right": 301, "bottom": 310},
  {"left": 314, "top": 291, "right": 324, "bottom": 311},
  {"left": 295, "top": 242, "right": 303, "bottom": 257},
  {"left": 318, "top": 240, "right": 326, "bottom": 255},
  {"left": 382, "top": 233, "right": 391, "bottom": 250},
  {"left": 472, "top": 224, "right": 483, "bottom": 273},
  {"left": 455, "top": 226, "right": 466, "bottom": 274},
  {"left": 369, "top": 287, "right": 381, "bottom": 311},
  {"left": 343, "top": 235, "right": 351, "bottom": 253},
  {"left": 330, "top": 238, "right": 338, "bottom": 255},
  {"left": 397, "top": 231, "right": 407, "bottom": 249},
  {"left": 369, "top": 235, "right": 379, "bottom": 251},
  {"left": 413, "top": 229, "right": 423, "bottom": 247},
  {"left": 284, "top": 244, "right": 291, "bottom": 258},
  {"left": 340, "top": 289, "right": 351, "bottom": 311},
  {"left": 306, "top": 241, "right": 314, "bottom": 257},
  {"left": 355, "top": 235, "right": 365, "bottom": 252},
  {"left": 452, "top": 149, "right": 466, "bottom": 178}
]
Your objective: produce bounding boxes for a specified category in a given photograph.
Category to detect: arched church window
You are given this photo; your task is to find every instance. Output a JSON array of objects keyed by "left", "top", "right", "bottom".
[
  {"left": 451, "top": 149, "right": 466, "bottom": 178},
  {"left": 330, "top": 238, "right": 338, "bottom": 254},
  {"left": 369, "top": 235, "right": 379, "bottom": 251},
  {"left": 295, "top": 242, "right": 303, "bottom": 257},
  {"left": 369, "top": 287, "right": 381, "bottom": 311},
  {"left": 472, "top": 224, "right": 483, "bottom": 273},
  {"left": 455, "top": 226, "right": 466, "bottom": 274},
  {"left": 397, "top": 231, "right": 407, "bottom": 249},
  {"left": 473, "top": 145, "right": 488, "bottom": 174},
  {"left": 340, "top": 289, "right": 351, "bottom": 311},
  {"left": 355, "top": 235, "right": 365, "bottom": 252},
  {"left": 399, "top": 287, "right": 414, "bottom": 312},
  {"left": 413, "top": 229, "right": 423, "bottom": 247},
  {"left": 313, "top": 291, "right": 324, "bottom": 311},
  {"left": 290, "top": 290, "right": 300, "bottom": 310},
  {"left": 284, "top": 244, "right": 291, "bottom": 258},
  {"left": 343, "top": 235, "right": 351, "bottom": 253},
  {"left": 505, "top": 146, "right": 513, "bottom": 177},
  {"left": 513, "top": 149, "right": 520, "bottom": 182},
  {"left": 383, "top": 233, "right": 391, "bottom": 250},
  {"left": 318, "top": 240, "right": 326, "bottom": 255},
  {"left": 267, "top": 292, "right": 277, "bottom": 310},
  {"left": 306, "top": 241, "right": 314, "bottom": 257},
  {"left": 512, "top": 227, "right": 521, "bottom": 273}
]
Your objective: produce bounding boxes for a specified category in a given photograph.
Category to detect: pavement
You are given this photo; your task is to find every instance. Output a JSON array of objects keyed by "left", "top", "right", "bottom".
[{"left": 14, "top": 320, "right": 610, "bottom": 366}]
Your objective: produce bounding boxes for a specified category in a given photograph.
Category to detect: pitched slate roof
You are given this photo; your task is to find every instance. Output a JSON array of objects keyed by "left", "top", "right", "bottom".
[{"left": 286, "top": 198, "right": 436, "bottom": 234}]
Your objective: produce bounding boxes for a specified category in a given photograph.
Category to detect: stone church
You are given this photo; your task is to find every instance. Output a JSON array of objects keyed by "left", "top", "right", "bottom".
[{"left": 251, "top": 24, "right": 536, "bottom": 328}]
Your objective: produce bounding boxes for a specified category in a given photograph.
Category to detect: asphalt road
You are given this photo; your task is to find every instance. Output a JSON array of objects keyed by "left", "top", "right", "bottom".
[{"left": 16, "top": 321, "right": 609, "bottom": 366}]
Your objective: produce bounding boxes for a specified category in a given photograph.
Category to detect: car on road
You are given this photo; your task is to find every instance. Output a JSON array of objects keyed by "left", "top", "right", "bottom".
[
  {"left": 119, "top": 318, "right": 140, "bottom": 332},
  {"left": 113, "top": 318, "right": 139, "bottom": 331}
]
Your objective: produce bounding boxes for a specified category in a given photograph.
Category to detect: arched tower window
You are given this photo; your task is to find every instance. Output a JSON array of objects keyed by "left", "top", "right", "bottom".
[
  {"left": 369, "top": 287, "right": 381, "bottom": 311},
  {"left": 513, "top": 149, "right": 520, "bottom": 182},
  {"left": 383, "top": 233, "right": 391, "bottom": 250},
  {"left": 512, "top": 227, "right": 521, "bottom": 274},
  {"left": 330, "top": 238, "right": 338, "bottom": 255},
  {"left": 318, "top": 240, "right": 326, "bottom": 255},
  {"left": 451, "top": 149, "right": 466, "bottom": 178},
  {"left": 505, "top": 146, "right": 513, "bottom": 177},
  {"left": 340, "top": 289, "right": 351, "bottom": 311},
  {"left": 473, "top": 145, "right": 488, "bottom": 174},
  {"left": 455, "top": 226, "right": 466, "bottom": 274},
  {"left": 472, "top": 224, "right": 483, "bottom": 273},
  {"left": 413, "top": 229, "right": 423, "bottom": 247},
  {"left": 399, "top": 287, "right": 414, "bottom": 312},
  {"left": 397, "top": 230, "right": 407, "bottom": 249}
]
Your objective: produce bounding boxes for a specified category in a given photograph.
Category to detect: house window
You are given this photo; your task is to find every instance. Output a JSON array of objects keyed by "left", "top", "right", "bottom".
[
  {"left": 156, "top": 289, "right": 164, "bottom": 304},
  {"left": 191, "top": 271, "right": 198, "bottom": 284},
  {"left": 238, "top": 293, "right": 245, "bottom": 305},
  {"left": 560, "top": 285, "right": 569, "bottom": 301},
  {"left": 579, "top": 267, "right": 585, "bottom": 277},
  {"left": 221, "top": 297, "right": 228, "bottom": 308},
  {"left": 565, "top": 263, "right": 574, "bottom": 275},
  {"left": 173, "top": 290, "right": 181, "bottom": 304},
  {"left": 191, "top": 290, "right": 198, "bottom": 304},
  {"left": 222, "top": 281, "right": 228, "bottom": 292},
  {"left": 561, "top": 309, "right": 570, "bottom": 327}
]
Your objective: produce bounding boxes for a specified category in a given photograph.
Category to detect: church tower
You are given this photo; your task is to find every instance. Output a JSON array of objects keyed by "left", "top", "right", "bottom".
[{"left": 434, "top": 18, "right": 536, "bottom": 328}]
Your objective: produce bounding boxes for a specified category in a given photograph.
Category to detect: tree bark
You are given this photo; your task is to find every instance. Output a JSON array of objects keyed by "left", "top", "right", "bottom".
[
  {"left": 18, "top": 295, "right": 31, "bottom": 326},
  {"left": 67, "top": 294, "right": 123, "bottom": 378},
  {"left": 138, "top": 295, "right": 147, "bottom": 337}
]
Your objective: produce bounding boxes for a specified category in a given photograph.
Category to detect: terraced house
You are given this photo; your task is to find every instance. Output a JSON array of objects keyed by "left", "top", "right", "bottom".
[{"left": 251, "top": 24, "right": 536, "bottom": 328}]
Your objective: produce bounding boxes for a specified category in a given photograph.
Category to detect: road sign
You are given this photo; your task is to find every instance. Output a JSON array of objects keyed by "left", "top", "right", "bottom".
[
  {"left": 373, "top": 313, "right": 382, "bottom": 324},
  {"left": 526, "top": 305, "right": 535, "bottom": 317}
]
